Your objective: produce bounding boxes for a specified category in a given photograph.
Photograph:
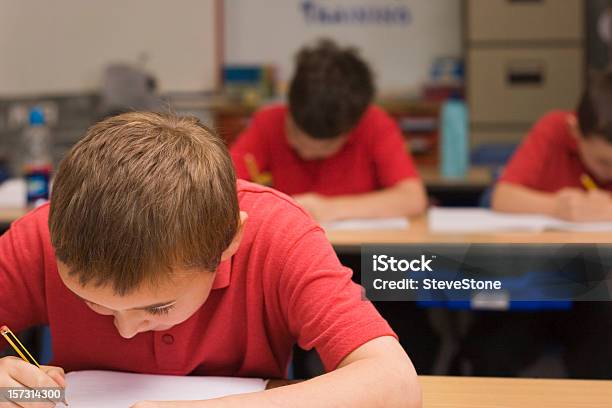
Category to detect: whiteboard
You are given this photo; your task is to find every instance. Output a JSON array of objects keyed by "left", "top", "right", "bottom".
[
  {"left": 224, "top": 0, "right": 462, "bottom": 94},
  {"left": 0, "top": 0, "right": 218, "bottom": 96}
]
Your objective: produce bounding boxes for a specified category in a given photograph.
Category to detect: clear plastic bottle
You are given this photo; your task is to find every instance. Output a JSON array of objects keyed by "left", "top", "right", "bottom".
[{"left": 23, "top": 107, "right": 52, "bottom": 208}]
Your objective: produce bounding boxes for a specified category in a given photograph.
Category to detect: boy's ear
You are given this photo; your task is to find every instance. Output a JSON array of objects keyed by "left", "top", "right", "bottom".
[
  {"left": 220, "top": 211, "right": 248, "bottom": 262},
  {"left": 566, "top": 114, "right": 583, "bottom": 140}
]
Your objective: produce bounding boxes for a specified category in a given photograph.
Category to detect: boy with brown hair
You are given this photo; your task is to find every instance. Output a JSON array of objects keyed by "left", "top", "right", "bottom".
[
  {"left": 493, "top": 70, "right": 612, "bottom": 219},
  {"left": 0, "top": 112, "right": 421, "bottom": 407},
  {"left": 231, "top": 39, "right": 427, "bottom": 222},
  {"left": 466, "top": 71, "right": 612, "bottom": 379}
]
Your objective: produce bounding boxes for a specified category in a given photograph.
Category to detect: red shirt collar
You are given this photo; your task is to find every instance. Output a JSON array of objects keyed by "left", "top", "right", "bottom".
[{"left": 211, "top": 258, "right": 231, "bottom": 289}]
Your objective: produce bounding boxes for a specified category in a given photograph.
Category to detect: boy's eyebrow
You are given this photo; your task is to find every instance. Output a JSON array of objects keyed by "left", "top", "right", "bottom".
[{"left": 75, "top": 294, "right": 177, "bottom": 310}]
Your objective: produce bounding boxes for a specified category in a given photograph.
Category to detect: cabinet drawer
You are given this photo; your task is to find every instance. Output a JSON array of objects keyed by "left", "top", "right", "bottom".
[
  {"left": 468, "top": 47, "right": 583, "bottom": 125},
  {"left": 467, "top": 0, "right": 584, "bottom": 42}
]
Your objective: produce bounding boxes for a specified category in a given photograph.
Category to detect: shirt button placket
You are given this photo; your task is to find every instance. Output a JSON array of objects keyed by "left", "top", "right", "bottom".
[{"left": 154, "top": 331, "right": 182, "bottom": 371}]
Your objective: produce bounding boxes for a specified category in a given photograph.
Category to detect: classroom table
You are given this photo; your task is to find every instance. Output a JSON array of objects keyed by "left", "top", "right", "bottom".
[
  {"left": 268, "top": 376, "right": 612, "bottom": 407},
  {"left": 326, "top": 215, "right": 612, "bottom": 252},
  {"left": 420, "top": 375, "right": 612, "bottom": 408}
]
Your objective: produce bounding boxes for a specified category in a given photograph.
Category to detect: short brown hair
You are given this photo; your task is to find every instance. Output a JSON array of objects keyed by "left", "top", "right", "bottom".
[
  {"left": 288, "top": 38, "right": 375, "bottom": 139},
  {"left": 577, "top": 69, "right": 612, "bottom": 142},
  {"left": 49, "top": 112, "right": 239, "bottom": 295}
]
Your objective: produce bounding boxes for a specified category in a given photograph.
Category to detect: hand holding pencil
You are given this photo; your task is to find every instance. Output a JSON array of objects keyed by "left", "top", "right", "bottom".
[
  {"left": 244, "top": 154, "right": 273, "bottom": 187},
  {"left": 552, "top": 175, "right": 612, "bottom": 221},
  {"left": 580, "top": 174, "right": 599, "bottom": 191},
  {"left": 0, "top": 325, "right": 67, "bottom": 407}
]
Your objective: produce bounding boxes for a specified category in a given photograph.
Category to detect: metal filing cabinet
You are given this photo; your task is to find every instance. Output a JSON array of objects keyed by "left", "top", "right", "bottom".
[{"left": 466, "top": 0, "right": 585, "bottom": 148}]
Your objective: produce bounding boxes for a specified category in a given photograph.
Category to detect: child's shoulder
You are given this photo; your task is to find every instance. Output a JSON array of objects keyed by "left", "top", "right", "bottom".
[
  {"left": 236, "top": 180, "right": 319, "bottom": 229},
  {"left": 527, "top": 110, "right": 574, "bottom": 144},
  {"left": 236, "top": 179, "right": 322, "bottom": 251},
  {"left": 253, "top": 104, "right": 288, "bottom": 124},
  {"left": 359, "top": 105, "right": 393, "bottom": 126},
  {"left": 248, "top": 105, "right": 288, "bottom": 141},
  {"left": 236, "top": 180, "right": 311, "bottom": 220},
  {"left": 3, "top": 203, "right": 53, "bottom": 265},
  {"left": 10, "top": 202, "right": 50, "bottom": 235},
  {"left": 537, "top": 110, "right": 573, "bottom": 127},
  {"left": 351, "top": 105, "right": 399, "bottom": 141}
]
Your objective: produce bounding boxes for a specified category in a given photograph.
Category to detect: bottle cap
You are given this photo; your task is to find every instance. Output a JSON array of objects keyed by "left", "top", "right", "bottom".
[{"left": 29, "top": 107, "right": 46, "bottom": 126}]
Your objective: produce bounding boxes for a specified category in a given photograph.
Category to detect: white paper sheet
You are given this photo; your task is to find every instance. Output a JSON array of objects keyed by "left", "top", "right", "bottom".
[
  {"left": 64, "top": 370, "right": 266, "bottom": 408},
  {"left": 322, "top": 217, "right": 409, "bottom": 231},
  {"left": 428, "top": 207, "right": 612, "bottom": 233}
]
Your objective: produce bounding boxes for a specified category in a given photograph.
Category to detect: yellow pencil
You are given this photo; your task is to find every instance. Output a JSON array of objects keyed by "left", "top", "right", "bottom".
[
  {"left": 581, "top": 174, "right": 598, "bottom": 191},
  {"left": 244, "top": 153, "right": 273, "bottom": 186},
  {"left": 0, "top": 325, "right": 40, "bottom": 367},
  {"left": 1, "top": 325, "right": 68, "bottom": 405}
]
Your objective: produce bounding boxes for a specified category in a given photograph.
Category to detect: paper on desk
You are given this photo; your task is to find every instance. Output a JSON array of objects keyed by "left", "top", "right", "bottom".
[
  {"left": 428, "top": 207, "right": 612, "bottom": 233},
  {"left": 64, "top": 370, "right": 266, "bottom": 407},
  {"left": 0, "top": 178, "right": 26, "bottom": 208},
  {"left": 322, "top": 217, "right": 409, "bottom": 231}
]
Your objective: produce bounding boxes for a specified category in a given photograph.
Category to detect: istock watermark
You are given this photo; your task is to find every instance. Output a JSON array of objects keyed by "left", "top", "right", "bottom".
[
  {"left": 361, "top": 244, "right": 612, "bottom": 303},
  {"left": 372, "top": 254, "right": 434, "bottom": 272}
]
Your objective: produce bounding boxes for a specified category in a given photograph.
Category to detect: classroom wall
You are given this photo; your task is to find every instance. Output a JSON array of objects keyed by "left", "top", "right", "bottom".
[
  {"left": 0, "top": 0, "right": 218, "bottom": 97},
  {"left": 224, "top": 0, "right": 462, "bottom": 94}
]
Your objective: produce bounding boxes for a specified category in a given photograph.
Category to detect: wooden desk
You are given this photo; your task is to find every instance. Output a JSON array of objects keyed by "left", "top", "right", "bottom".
[
  {"left": 420, "top": 375, "right": 612, "bottom": 408},
  {"left": 326, "top": 215, "right": 612, "bottom": 252},
  {"left": 267, "top": 376, "right": 612, "bottom": 407}
]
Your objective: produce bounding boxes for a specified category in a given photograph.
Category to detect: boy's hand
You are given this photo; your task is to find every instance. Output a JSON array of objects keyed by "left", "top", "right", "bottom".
[
  {"left": 554, "top": 188, "right": 612, "bottom": 221},
  {"left": 0, "top": 356, "right": 65, "bottom": 407}
]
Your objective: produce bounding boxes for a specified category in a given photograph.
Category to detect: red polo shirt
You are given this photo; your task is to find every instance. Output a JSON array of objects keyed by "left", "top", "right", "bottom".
[
  {"left": 499, "top": 111, "right": 612, "bottom": 192},
  {"left": 230, "top": 105, "right": 419, "bottom": 196},
  {"left": 0, "top": 180, "right": 394, "bottom": 377}
]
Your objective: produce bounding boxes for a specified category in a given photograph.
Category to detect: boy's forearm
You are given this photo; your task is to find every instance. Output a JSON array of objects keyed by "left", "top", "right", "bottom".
[
  {"left": 200, "top": 356, "right": 420, "bottom": 408},
  {"left": 136, "top": 340, "right": 420, "bottom": 408},
  {"left": 491, "top": 183, "right": 556, "bottom": 216},
  {"left": 326, "top": 180, "right": 427, "bottom": 220}
]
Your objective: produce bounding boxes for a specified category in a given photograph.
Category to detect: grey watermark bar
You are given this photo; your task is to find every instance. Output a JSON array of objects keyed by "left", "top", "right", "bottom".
[
  {"left": 361, "top": 244, "right": 612, "bottom": 302},
  {"left": 0, "top": 387, "right": 65, "bottom": 403}
]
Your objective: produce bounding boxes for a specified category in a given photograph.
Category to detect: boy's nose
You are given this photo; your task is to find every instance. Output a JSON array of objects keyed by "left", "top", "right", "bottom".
[{"left": 113, "top": 312, "right": 149, "bottom": 339}]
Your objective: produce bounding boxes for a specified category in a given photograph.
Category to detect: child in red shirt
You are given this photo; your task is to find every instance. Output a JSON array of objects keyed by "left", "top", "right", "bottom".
[
  {"left": 231, "top": 40, "right": 426, "bottom": 222},
  {"left": 0, "top": 112, "right": 421, "bottom": 407},
  {"left": 464, "top": 72, "right": 612, "bottom": 380},
  {"left": 493, "top": 71, "right": 612, "bottom": 221}
]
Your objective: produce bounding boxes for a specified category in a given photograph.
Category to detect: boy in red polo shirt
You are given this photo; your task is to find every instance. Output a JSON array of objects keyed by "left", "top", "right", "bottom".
[
  {"left": 463, "top": 72, "right": 612, "bottom": 379},
  {"left": 493, "top": 71, "right": 612, "bottom": 220},
  {"left": 231, "top": 40, "right": 427, "bottom": 222},
  {"left": 0, "top": 112, "right": 421, "bottom": 407}
]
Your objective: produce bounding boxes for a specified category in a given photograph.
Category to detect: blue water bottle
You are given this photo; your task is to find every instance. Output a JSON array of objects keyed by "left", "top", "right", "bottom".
[
  {"left": 23, "top": 107, "right": 52, "bottom": 208},
  {"left": 440, "top": 98, "right": 469, "bottom": 178}
]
